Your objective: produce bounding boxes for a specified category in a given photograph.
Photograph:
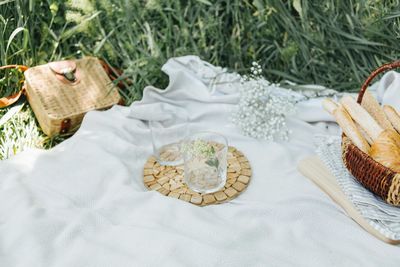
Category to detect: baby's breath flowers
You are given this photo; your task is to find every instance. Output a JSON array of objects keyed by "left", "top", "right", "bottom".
[
  {"left": 182, "top": 140, "right": 219, "bottom": 168},
  {"left": 232, "top": 62, "right": 296, "bottom": 141}
]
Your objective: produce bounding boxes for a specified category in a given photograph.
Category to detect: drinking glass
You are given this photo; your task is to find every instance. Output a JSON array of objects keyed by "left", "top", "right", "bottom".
[
  {"left": 183, "top": 131, "right": 228, "bottom": 194},
  {"left": 150, "top": 108, "right": 188, "bottom": 166}
]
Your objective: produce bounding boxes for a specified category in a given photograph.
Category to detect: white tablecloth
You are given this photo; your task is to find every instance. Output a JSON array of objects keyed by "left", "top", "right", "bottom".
[{"left": 0, "top": 56, "right": 399, "bottom": 267}]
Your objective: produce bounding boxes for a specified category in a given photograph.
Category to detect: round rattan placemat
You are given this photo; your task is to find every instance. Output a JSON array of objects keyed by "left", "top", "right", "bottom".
[{"left": 143, "top": 146, "right": 252, "bottom": 206}]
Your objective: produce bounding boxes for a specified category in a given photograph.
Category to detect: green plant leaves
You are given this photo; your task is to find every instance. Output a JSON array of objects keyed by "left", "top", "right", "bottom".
[
  {"left": 293, "top": 0, "right": 302, "bottom": 19},
  {"left": 5, "top": 27, "right": 28, "bottom": 61},
  {"left": 0, "top": 67, "right": 24, "bottom": 98},
  {"left": 60, "top": 11, "right": 101, "bottom": 41},
  {"left": 205, "top": 158, "right": 219, "bottom": 168},
  {"left": 0, "top": 0, "right": 14, "bottom": 6},
  {"left": 196, "top": 0, "right": 212, "bottom": 6}
]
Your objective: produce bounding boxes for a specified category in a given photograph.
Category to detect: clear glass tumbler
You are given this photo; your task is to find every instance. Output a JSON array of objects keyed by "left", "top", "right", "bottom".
[
  {"left": 183, "top": 131, "right": 228, "bottom": 194},
  {"left": 150, "top": 109, "right": 189, "bottom": 166}
]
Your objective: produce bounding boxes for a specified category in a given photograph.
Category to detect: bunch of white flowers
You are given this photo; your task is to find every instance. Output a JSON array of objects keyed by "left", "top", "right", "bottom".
[{"left": 232, "top": 62, "right": 296, "bottom": 141}]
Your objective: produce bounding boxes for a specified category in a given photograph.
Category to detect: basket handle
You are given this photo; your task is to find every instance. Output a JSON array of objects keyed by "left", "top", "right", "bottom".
[
  {"left": 0, "top": 65, "right": 28, "bottom": 108},
  {"left": 357, "top": 60, "right": 400, "bottom": 104}
]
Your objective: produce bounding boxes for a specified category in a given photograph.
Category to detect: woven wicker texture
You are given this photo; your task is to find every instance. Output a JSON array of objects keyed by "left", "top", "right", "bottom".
[
  {"left": 143, "top": 146, "right": 251, "bottom": 206},
  {"left": 24, "top": 57, "right": 120, "bottom": 136},
  {"left": 343, "top": 60, "right": 400, "bottom": 206}
]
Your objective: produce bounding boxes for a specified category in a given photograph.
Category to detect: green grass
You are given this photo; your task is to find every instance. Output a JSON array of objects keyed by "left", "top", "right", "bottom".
[{"left": 0, "top": 0, "right": 400, "bottom": 159}]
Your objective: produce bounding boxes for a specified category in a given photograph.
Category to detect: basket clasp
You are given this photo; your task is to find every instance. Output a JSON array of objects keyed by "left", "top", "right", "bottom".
[{"left": 61, "top": 67, "right": 76, "bottom": 82}]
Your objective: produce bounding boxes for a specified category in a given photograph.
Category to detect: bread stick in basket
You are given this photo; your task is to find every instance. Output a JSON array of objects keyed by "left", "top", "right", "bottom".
[
  {"left": 383, "top": 105, "right": 400, "bottom": 133},
  {"left": 361, "top": 90, "right": 394, "bottom": 130},
  {"left": 340, "top": 95, "right": 383, "bottom": 141},
  {"left": 322, "top": 98, "right": 370, "bottom": 153},
  {"left": 355, "top": 122, "right": 373, "bottom": 145}
]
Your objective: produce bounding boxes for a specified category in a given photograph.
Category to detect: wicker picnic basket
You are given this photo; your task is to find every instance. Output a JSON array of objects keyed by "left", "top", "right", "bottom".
[
  {"left": 342, "top": 61, "right": 400, "bottom": 206},
  {"left": 24, "top": 57, "right": 121, "bottom": 136}
]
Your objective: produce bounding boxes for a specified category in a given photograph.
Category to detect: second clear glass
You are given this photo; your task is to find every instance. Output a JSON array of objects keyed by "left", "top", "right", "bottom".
[{"left": 150, "top": 108, "right": 189, "bottom": 166}]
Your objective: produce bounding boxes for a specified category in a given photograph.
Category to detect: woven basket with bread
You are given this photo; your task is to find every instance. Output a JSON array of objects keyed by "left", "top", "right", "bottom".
[{"left": 323, "top": 61, "right": 400, "bottom": 206}]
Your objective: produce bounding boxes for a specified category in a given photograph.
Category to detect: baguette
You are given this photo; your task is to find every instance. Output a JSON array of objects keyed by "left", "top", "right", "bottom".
[
  {"left": 333, "top": 106, "right": 370, "bottom": 153},
  {"left": 322, "top": 98, "right": 339, "bottom": 115},
  {"left": 323, "top": 98, "right": 372, "bottom": 145},
  {"left": 361, "top": 90, "right": 394, "bottom": 130},
  {"left": 340, "top": 95, "right": 383, "bottom": 141},
  {"left": 355, "top": 122, "right": 373, "bottom": 145},
  {"left": 383, "top": 105, "right": 400, "bottom": 133}
]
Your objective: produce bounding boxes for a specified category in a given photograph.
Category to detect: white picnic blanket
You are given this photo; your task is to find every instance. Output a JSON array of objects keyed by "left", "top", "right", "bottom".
[{"left": 0, "top": 56, "right": 399, "bottom": 267}]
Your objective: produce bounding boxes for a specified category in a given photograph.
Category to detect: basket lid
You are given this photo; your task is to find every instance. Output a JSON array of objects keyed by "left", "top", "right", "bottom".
[
  {"left": 24, "top": 57, "right": 121, "bottom": 119},
  {"left": 48, "top": 61, "right": 78, "bottom": 83}
]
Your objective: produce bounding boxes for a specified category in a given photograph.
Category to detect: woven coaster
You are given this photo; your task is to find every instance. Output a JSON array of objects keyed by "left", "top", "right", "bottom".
[{"left": 143, "top": 146, "right": 251, "bottom": 206}]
